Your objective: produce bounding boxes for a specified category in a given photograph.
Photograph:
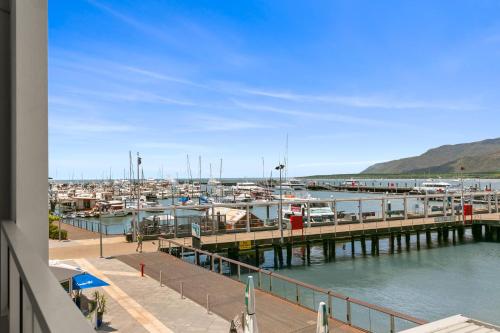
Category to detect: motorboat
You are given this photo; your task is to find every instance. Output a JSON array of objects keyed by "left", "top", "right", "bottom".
[
  {"left": 412, "top": 181, "right": 459, "bottom": 194},
  {"left": 281, "top": 198, "right": 335, "bottom": 228},
  {"left": 281, "top": 178, "right": 307, "bottom": 191}
]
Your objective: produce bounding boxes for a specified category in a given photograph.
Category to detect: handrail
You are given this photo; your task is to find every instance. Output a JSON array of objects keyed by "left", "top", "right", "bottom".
[
  {"left": 115, "top": 191, "right": 499, "bottom": 212},
  {"left": 1, "top": 220, "right": 92, "bottom": 333},
  {"left": 162, "top": 238, "right": 427, "bottom": 328}
]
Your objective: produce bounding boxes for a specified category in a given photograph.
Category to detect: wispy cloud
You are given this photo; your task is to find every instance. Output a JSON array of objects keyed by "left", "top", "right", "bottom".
[
  {"left": 86, "top": 0, "right": 178, "bottom": 45},
  {"left": 243, "top": 89, "right": 479, "bottom": 111},
  {"left": 67, "top": 88, "right": 197, "bottom": 106},
  {"left": 232, "top": 100, "right": 403, "bottom": 127},
  {"left": 178, "top": 114, "right": 276, "bottom": 132},
  {"left": 50, "top": 120, "right": 134, "bottom": 133}
]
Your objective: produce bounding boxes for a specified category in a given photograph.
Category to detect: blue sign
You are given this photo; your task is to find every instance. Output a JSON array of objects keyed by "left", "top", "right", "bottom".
[{"left": 191, "top": 223, "right": 201, "bottom": 239}]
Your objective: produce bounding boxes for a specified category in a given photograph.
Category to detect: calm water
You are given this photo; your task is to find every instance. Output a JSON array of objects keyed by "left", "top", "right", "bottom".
[{"left": 259, "top": 239, "right": 500, "bottom": 325}]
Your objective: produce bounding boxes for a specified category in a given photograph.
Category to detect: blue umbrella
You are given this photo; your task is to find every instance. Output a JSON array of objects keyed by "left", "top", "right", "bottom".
[{"left": 72, "top": 273, "right": 109, "bottom": 290}]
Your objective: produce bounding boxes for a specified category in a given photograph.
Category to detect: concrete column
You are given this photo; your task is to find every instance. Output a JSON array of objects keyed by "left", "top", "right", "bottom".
[
  {"left": 488, "top": 194, "right": 492, "bottom": 213},
  {"left": 381, "top": 198, "right": 386, "bottom": 221},
  {"left": 424, "top": 196, "right": 429, "bottom": 218},
  {"left": 307, "top": 203, "right": 311, "bottom": 227},
  {"left": 10, "top": 0, "right": 48, "bottom": 261},
  {"left": 496, "top": 193, "right": 499, "bottom": 213},
  {"left": 403, "top": 196, "right": 408, "bottom": 219},
  {"left": 358, "top": 199, "right": 363, "bottom": 223},
  {"left": 443, "top": 194, "right": 447, "bottom": 217},
  {"left": 246, "top": 204, "right": 250, "bottom": 232},
  {"left": 333, "top": 200, "right": 337, "bottom": 225}
]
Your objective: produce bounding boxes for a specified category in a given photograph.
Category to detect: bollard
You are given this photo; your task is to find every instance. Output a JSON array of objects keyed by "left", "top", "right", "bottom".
[
  {"left": 180, "top": 282, "right": 184, "bottom": 299},
  {"left": 140, "top": 263, "right": 145, "bottom": 277}
]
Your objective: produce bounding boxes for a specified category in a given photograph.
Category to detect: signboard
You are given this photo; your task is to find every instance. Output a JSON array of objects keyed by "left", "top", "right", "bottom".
[
  {"left": 191, "top": 223, "right": 201, "bottom": 239},
  {"left": 434, "top": 216, "right": 456, "bottom": 223},
  {"left": 239, "top": 240, "right": 252, "bottom": 251},
  {"left": 290, "top": 215, "right": 304, "bottom": 230}
]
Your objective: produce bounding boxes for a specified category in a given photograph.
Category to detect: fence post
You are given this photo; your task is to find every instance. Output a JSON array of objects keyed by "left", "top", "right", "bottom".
[
  {"left": 295, "top": 284, "right": 299, "bottom": 304},
  {"left": 390, "top": 314, "right": 395, "bottom": 333},
  {"left": 328, "top": 292, "right": 333, "bottom": 317},
  {"left": 206, "top": 294, "right": 210, "bottom": 314},
  {"left": 237, "top": 264, "right": 241, "bottom": 281},
  {"left": 346, "top": 298, "right": 351, "bottom": 325},
  {"left": 160, "top": 271, "right": 163, "bottom": 287},
  {"left": 180, "top": 282, "right": 184, "bottom": 299}
]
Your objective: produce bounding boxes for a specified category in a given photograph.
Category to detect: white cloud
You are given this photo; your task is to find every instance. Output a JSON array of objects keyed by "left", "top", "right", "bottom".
[
  {"left": 232, "top": 100, "right": 402, "bottom": 127},
  {"left": 243, "top": 88, "right": 479, "bottom": 111}
]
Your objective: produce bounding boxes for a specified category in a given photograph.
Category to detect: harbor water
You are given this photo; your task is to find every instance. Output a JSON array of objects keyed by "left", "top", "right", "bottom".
[{"left": 253, "top": 236, "right": 500, "bottom": 326}]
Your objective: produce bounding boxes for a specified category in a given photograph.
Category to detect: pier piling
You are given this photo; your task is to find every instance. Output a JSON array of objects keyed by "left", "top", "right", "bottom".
[
  {"left": 426, "top": 230, "right": 431, "bottom": 246},
  {"left": 286, "top": 243, "right": 292, "bottom": 267},
  {"left": 360, "top": 236, "right": 367, "bottom": 256},
  {"left": 405, "top": 232, "right": 410, "bottom": 251},
  {"left": 416, "top": 231, "right": 420, "bottom": 250},
  {"left": 389, "top": 233, "right": 395, "bottom": 254},
  {"left": 306, "top": 241, "right": 311, "bottom": 265},
  {"left": 277, "top": 245, "right": 284, "bottom": 268},
  {"left": 351, "top": 238, "right": 355, "bottom": 258},
  {"left": 452, "top": 228, "right": 456, "bottom": 245},
  {"left": 397, "top": 233, "right": 402, "bottom": 252},
  {"left": 329, "top": 239, "right": 336, "bottom": 260}
]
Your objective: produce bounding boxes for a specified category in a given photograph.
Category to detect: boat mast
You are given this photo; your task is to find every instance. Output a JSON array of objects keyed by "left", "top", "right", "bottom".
[
  {"left": 219, "top": 158, "right": 223, "bottom": 183},
  {"left": 198, "top": 155, "right": 202, "bottom": 204}
]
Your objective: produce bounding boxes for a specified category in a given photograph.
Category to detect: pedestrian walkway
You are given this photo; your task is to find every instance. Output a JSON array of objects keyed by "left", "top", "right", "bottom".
[
  {"left": 118, "top": 252, "right": 361, "bottom": 333},
  {"left": 71, "top": 257, "right": 229, "bottom": 333}
]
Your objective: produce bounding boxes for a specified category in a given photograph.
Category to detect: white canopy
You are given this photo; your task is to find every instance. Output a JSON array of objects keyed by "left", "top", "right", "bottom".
[{"left": 49, "top": 260, "right": 84, "bottom": 282}]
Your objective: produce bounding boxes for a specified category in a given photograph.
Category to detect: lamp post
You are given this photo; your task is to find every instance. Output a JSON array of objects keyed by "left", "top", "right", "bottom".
[
  {"left": 460, "top": 166, "right": 465, "bottom": 223},
  {"left": 99, "top": 204, "right": 103, "bottom": 258},
  {"left": 275, "top": 164, "right": 285, "bottom": 244}
]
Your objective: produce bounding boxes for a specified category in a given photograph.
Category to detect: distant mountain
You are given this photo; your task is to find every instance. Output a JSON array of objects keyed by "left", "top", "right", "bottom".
[{"left": 362, "top": 138, "right": 500, "bottom": 174}]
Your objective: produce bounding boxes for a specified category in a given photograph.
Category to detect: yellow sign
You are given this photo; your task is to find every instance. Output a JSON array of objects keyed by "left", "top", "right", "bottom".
[{"left": 239, "top": 240, "right": 252, "bottom": 250}]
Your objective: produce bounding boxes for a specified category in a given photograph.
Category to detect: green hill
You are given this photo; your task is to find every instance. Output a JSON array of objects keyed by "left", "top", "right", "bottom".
[{"left": 362, "top": 138, "right": 500, "bottom": 174}]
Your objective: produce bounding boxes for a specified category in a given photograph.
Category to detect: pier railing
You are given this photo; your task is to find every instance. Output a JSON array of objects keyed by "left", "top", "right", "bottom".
[
  {"left": 159, "top": 238, "right": 427, "bottom": 333},
  {"left": 60, "top": 217, "right": 111, "bottom": 235}
]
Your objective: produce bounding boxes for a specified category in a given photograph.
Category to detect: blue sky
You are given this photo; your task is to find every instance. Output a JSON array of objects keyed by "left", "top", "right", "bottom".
[{"left": 49, "top": 0, "right": 500, "bottom": 179}]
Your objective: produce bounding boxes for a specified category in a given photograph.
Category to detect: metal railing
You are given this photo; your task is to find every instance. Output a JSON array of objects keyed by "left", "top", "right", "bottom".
[
  {"left": 0, "top": 220, "right": 92, "bottom": 333},
  {"left": 159, "top": 238, "right": 427, "bottom": 333},
  {"left": 61, "top": 217, "right": 109, "bottom": 235}
]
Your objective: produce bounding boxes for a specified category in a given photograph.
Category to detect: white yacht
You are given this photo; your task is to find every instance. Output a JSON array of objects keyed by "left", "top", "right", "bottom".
[
  {"left": 412, "top": 181, "right": 458, "bottom": 194},
  {"left": 281, "top": 178, "right": 306, "bottom": 191}
]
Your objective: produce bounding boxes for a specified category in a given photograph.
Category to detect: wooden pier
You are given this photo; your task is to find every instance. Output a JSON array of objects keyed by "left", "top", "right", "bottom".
[{"left": 165, "top": 213, "right": 500, "bottom": 253}]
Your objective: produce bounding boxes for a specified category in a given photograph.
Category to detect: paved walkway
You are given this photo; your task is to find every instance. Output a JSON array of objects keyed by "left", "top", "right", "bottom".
[
  {"left": 59, "top": 222, "right": 120, "bottom": 240},
  {"left": 118, "top": 252, "right": 361, "bottom": 333},
  {"left": 49, "top": 237, "right": 158, "bottom": 259},
  {"left": 70, "top": 257, "right": 229, "bottom": 333}
]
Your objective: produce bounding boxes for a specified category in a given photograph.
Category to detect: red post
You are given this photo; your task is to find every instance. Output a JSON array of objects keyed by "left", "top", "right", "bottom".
[{"left": 140, "top": 263, "right": 145, "bottom": 277}]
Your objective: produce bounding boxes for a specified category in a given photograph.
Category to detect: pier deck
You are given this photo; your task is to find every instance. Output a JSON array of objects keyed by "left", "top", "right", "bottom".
[
  {"left": 118, "top": 252, "right": 361, "bottom": 333},
  {"left": 167, "top": 213, "right": 500, "bottom": 250}
]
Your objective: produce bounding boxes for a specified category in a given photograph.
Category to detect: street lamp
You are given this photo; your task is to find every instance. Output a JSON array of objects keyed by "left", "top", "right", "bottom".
[
  {"left": 460, "top": 166, "right": 465, "bottom": 223},
  {"left": 275, "top": 164, "right": 285, "bottom": 244},
  {"left": 99, "top": 204, "right": 103, "bottom": 258}
]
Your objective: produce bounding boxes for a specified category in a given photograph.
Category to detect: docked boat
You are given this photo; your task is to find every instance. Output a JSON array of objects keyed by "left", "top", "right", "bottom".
[
  {"left": 281, "top": 178, "right": 307, "bottom": 191},
  {"left": 281, "top": 198, "right": 335, "bottom": 228},
  {"left": 412, "top": 181, "right": 459, "bottom": 194}
]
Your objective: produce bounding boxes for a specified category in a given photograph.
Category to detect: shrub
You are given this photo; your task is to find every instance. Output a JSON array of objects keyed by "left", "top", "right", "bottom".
[{"left": 49, "top": 216, "right": 67, "bottom": 240}]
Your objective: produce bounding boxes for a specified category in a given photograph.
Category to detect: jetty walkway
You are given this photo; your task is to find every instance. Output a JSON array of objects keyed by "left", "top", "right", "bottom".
[{"left": 119, "top": 251, "right": 364, "bottom": 333}]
